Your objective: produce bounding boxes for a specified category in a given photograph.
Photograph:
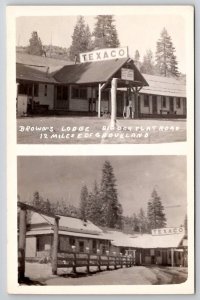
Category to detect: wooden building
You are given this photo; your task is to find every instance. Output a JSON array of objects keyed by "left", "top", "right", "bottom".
[
  {"left": 25, "top": 212, "right": 111, "bottom": 260},
  {"left": 16, "top": 52, "right": 147, "bottom": 118},
  {"left": 104, "top": 228, "right": 187, "bottom": 267},
  {"left": 137, "top": 74, "right": 186, "bottom": 118},
  {"left": 16, "top": 52, "right": 186, "bottom": 119}
]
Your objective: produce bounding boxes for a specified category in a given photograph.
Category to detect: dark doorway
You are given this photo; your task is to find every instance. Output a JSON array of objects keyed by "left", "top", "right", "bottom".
[
  {"left": 55, "top": 85, "right": 69, "bottom": 109},
  {"left": 170, "top": 97, "right": 174, "bottom": 113},
  {"left": 152, "top": 95, "right": 157, "bottom": 114}
]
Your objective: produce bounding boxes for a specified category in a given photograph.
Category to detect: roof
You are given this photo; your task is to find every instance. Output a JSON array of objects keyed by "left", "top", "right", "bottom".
[
  {"left": 16, "top": 52, "right": 72, "bottom": 73},
  {"left": 141, "top": 74, "right": 186, "bottom": 98},
  {"left": 16, "top": 63, "right": 57, "bottom": 83},
  {"left": 103, "top": 230, "right": 185, "bottom": 249},
  {"left": 30, "top": 212, "right": 103, "bottom": 235},
  {"left": 53, "top": 58, "right": 148, "bottom": 86}
]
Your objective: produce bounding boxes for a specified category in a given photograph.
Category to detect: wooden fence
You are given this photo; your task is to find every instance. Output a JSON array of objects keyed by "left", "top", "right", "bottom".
[{"left": 57, "top": 251, "right": 134, "bottom": 273}]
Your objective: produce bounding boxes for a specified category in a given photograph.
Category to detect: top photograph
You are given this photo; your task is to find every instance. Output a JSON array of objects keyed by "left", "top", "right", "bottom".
[{"left": 16, "top": 13, "right": 189, "bottom": 144}]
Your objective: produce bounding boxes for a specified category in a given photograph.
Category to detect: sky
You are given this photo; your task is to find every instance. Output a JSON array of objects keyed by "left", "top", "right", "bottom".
[
  {"left": 17, "top": 156, "right": 187, "bottom": 227},
  {"left": 16, "top": 15, "right": 186, "bottom": 73}
]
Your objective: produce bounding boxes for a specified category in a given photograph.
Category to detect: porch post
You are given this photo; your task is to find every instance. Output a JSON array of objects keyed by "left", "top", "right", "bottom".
[
  {"left": 18, "top": 206, "right": 27, "bottom": 282},
  {"left": 171, "top": 248, "right": 174, "bottom": 267},
  {"left": 52, "top": 216, "right": 60, "bottom": 275},
  {"left": 98, "top": 84, "right": 101, "bottom": 118},
  {"left": 135, "top": 88, "right": 139, "bottom": 119},
  {"left": 31, "top": 83, "right": 34, "bottom": 110},
  {"left": 110, "top": 78, "right": 118, "bottom": 128}
]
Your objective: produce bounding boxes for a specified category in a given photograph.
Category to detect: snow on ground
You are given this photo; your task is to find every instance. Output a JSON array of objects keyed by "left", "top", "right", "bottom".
[{"left": 24, "top": 262, "right": 188, "bottom": 285}]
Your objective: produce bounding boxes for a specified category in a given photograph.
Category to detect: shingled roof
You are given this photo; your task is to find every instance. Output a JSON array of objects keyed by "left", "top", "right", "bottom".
[
  {"left": 141, "top": 74, "right": 186, "bottom": 98},
  {"left": 16, "top": 63, "right": 57, "bottom": 84},
  {"left": 53, "top": 58, "right": 148, "bottom": 86}
]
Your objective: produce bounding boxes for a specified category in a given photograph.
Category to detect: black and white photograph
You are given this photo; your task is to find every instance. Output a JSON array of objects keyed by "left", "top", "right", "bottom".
[
  {"left": 17, "top": 156, "right": 188, "bottom": 286},
  {"left": 15, "top": 11, "right": 189, "bottom": 144},
  {"left": 6, "top": 5, "right": 194, "bottom": 295}
]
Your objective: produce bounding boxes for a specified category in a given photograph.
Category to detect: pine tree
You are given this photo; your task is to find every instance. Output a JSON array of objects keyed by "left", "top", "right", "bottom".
[
  {"left": 93, "top": 15, "right": 120, "bottom": 49},
  {"left": 138, "top": 208, "right": 148, "bottom": 233},
  {"left": 132, "top": 213, "right": 140, "bottom": 232},
  {"left": 69, "top": 16, "right": 93, "bottom": 62},
  {"left": 147, "top": 189, "right": 167, "bottom": 231},
  {"left": 79, "top": 185, "right": 89, "bottom": 220},
  {"left": 86, "top": 181, "right": 102, "bottom": 225},
  {"left": 141, "top": 49, "right": 155, "bottom": 75},
  {"left": 99, "top": 161, "right": 123, "bottom": 229},
  {"left": 155, "top": 27, "right": 179, "bottom": 77},
  {"left": 28, "top": 31, "right": 43, "bottom": 56}
]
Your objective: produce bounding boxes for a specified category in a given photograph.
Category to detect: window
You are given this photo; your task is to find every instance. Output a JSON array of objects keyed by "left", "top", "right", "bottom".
[
  {"left": 69, "top": 238, "right": 75, "bottom": 246},
  {"left": 33, "top": 84, "right": 39, "bottom": 97},
  {"left": 18, "top": 83, "right": 38, "bottom": 97},
  {"left": 144, "top": 249, "right": 150, "bottom": 256},
  {"left": 36, "top": 236, "right": 51, "bottom": 251},
  {"left": 18, "top": 83, "right": 27, "bottom": 95},
  {"left": 176, "top": 97, "right": 181, "bottom": 108},
  {"left": 72, "top": 87, "right": 87, "bottom": 99},
  {"left": 144, "top": 95, "right": 149, "bottom": 107},
  {"left": 92, "top": 240, "right": 97, "bottom": 253},
  {"left": 79, "top": 241, "right": 84, "bottom": 253},
  {"left": 102, "top": 245, "right": 106, "bottom": 255},
  {"left": 80, "top": 88, "right": 87, "bottom": 99},
  {"left": 162, "top": 96, "right": 166, "bottom": 108},
  {"left": 44, "top": 84, "right": 47, "bottom": 96}
]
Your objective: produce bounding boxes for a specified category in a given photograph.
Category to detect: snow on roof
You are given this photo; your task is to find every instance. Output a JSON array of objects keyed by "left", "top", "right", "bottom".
[
  {"left": 141, "top": 74, "right": 186, "bottom": 98},
  {"left": 103, "top": 230, "right": 185, "bottom": 249},
  {"left": 30, "top": 212, "right": 103, "bottom": 235},
  {"left": 27, "top": 229, "right": 110, "bottom": 240}
]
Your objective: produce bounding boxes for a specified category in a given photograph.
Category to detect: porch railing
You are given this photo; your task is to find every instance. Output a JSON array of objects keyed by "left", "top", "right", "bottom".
[{"left": 57, "top": 251, "right": 134, "bottom": 273}]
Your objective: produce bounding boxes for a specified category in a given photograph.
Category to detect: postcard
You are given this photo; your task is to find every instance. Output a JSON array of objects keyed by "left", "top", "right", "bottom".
[{"left": 7, "top": 5, "right": 194, "bottom": 294}]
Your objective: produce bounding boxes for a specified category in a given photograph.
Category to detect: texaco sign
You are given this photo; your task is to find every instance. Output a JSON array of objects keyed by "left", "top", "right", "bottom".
[
  {"left": 80, "top": 47, "right": 128, "bottom": 63},
  {"left": 151, "top": 227, "right": 184, "bottom": 236}
]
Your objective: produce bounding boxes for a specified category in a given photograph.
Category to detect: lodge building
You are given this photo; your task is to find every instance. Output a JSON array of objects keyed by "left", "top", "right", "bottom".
[
  {"left": 16, "top": 51, "right": 186, "bottom": 119},
  {"left": 25, "top": 212, "right": 187, "bottom": 268},
  {"left": 25, "top": 212, "right": 111, "bottom": 259}
]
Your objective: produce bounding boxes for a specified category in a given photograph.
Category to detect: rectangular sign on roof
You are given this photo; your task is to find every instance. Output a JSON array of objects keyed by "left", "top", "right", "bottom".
[
  {"left": 121, "top": 68, "right": 134, "bottom": 81},
  {"left": 151, "top": 227, "right": 184, "bottom": 236},
  {"left": 80, "top": 47, "right": 128, "bottom": 63}
]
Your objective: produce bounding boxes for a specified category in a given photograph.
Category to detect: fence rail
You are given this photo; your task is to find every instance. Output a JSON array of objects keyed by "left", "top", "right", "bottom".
[{"left": 57, "top": 251, "right": 134, "bottom": 272}]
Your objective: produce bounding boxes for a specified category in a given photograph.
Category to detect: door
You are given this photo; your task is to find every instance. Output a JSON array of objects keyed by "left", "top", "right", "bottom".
[
  {"left": 55, "top": 85, "right": 69, "bottom": 109},
  {"left": 170, "top": 97, "right": 174, "bottom": 113},
  {"left": 152, "top": 96, "right": 157, "bottom": 114}
]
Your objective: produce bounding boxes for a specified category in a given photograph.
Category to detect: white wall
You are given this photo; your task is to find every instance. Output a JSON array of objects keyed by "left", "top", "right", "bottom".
[
  {"left": 26, "top": 237, "right": 36, "bottom": 257},
  {"left": 69, "top": 99, "right": 89, "bottom": 111}
]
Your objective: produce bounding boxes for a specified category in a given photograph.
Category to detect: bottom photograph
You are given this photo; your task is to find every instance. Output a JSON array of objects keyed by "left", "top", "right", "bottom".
[{"left": 17, "top": 155, "right": 188, "bottom": 286}]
